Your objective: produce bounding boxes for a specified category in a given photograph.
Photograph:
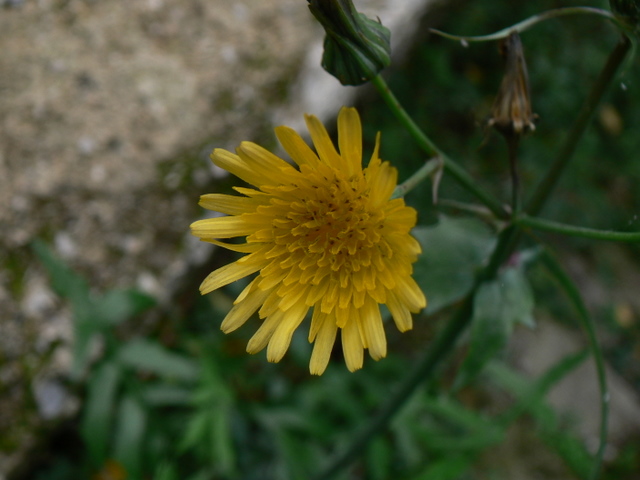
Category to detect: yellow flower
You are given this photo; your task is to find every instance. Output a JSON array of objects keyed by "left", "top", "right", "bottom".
[{"left": 191, "top": 107, "right": 426, "bottom": 375}]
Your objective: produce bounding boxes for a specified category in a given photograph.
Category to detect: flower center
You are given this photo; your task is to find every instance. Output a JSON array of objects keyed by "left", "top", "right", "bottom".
[{"left": 271, "top": 167, "right": 387, "bottom": 272}]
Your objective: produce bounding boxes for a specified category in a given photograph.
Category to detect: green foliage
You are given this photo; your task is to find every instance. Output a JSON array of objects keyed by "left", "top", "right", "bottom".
[{"left": 412, "top": 216, "right": 496, "bottom": 314}]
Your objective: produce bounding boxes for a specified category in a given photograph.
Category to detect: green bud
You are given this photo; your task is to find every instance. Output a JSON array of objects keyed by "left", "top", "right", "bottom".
[
  {"left": 308, "top": 0, "right": 391, "bottom": 86},
  {"left": 610, "top": 0, "right": 640, "bottom": 33}
]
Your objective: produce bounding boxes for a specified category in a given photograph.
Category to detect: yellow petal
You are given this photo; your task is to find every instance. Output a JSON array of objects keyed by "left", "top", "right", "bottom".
[
  {"left": 304, "top": 113, "right": 342, "bottom": 169},
  {"left": 275, "top": 125, "right": 320, "bottom": 168},
  {"left": 190, "top": 215, "right": 263, "bottom": 240},
  {"left": 246, "top": 310, "right": 284, "bottom": 354},
  {"left": 309, "top": 315, "right": 338, "bottom": 375},
  {"left": 266, "top": 301, "right": 309, "bottom": 363},
  {"left": 341, "top": 316, "right": 363, "bottom": 372},
  {"left": 236, "top": 142, "right": 300, "bottom": 186},
  {"left": 221, "top": 284, "right": 273, "bottom": 333},
  {"left": 199, "top": 193, "right": 262, "bottom": 215},
  {"left": 200, "top": 256, "right": 262, "bottom": 295},
  {"left": 394, "top": 275, "right": 427, "bottom": 312},
  {"left": 210, "top": 148, "right": 267, "bottom": 188},
  {"left": 386, "top": 290, "right": 413, "bottom": 332},
  {"left": 360, "top": 298, "right": 387, "bottom": 360},
  {"left": 337, "top": 106, "right": 362, "bottom": 176}
]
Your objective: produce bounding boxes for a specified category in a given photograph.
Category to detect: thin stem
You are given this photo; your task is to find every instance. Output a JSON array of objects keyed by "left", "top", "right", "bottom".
[
  {"left": 507, "top": 137, "right": 521, "bottom": 219},
  {"left": 517, "top": 214, "right": 640, "bottom": 242},
  {"left": 526, "top": 35, "right": 631, "bottom": 216},
  {"left": 430, "top": 7, "right": 617, "bottom": 43},
  {"left": 391, "top": 157, "right": 441, "bottom": 199},
  {"left": 371, "top": 75, "right": 509, "bottom": 220},
  {"left": 540, "top": 250, "right": 609, "bottom": 480}
]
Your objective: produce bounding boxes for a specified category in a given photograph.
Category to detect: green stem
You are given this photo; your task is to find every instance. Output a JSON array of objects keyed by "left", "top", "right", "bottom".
[
  {"left": 430, "top": 7, "right": 617, "bottom": 43},
  {"left": 371, "top": 75, "right": 509, "bottom": 220},
  {"left": 507, "top": 137, "right": 521, "bottom": 219},
  {"left": 540, "top": 250, "right": 609, "bottom": 480},
  {"left": 517, "top": 214, "right": 640, "bottom": 242},
  {"left": 391, "top": 157, "right": 440, "bottom": 199},
  {"left": 526, "top": 35, "right": 631, "bottom": 216}
]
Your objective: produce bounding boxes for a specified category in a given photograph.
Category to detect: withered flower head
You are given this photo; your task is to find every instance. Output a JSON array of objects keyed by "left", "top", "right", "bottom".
[{"left": 488, "top": 32, "right": 537, "bottom": 138}]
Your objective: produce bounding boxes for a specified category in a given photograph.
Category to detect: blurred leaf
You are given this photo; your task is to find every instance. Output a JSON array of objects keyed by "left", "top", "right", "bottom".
[
  {"left": 113, "top": 396, "right": 146, "bottom": 479},
  {"left": 412, "top": 456, "right": 472, "bottom": 480},
  {"left": 211, "top": 407, "right": 236, "bottom": 476},
  {"left": 412, "top": 216, "right": 496, "bottom": 314},
  {"left": 366, "top": 437, "right": 392, "bottom": 480},
  {"left": 489, "top": 350, "right": 589, "bottom": 430},
  {"left": 489, "top": 354, "right": 593, "bottom": 478},
  {"left": 94, "top": 289, "right": 156, "bottom": 326},
  {"left": 81, "top": 362, "right": 121, "bottom": 467},
  {"left": 416, "top": 396, "right": 504, "bottom": 452},
  {"left": 118, "top": 338, "right": 200, "bottom": 381},
  {"left": 141, "top": 384, "right": 193, "bottom": 406},
  {"left": 455, "top": 264, "right": 536, "bottom": 388},
  {"left": 153, "top": 462, "right": 178, "bottom": 480},
  {"left": 178, "top": 412, "right": 210, "bottom": 454},
  {"left": 500, "top": 266, "right": 536, "bottom": 328},
  {"left": 32, "top": 239, "right": 91, "bottom": 309},
  {"left": 454, "top": 280, "right": 511, "bottom": 389}
]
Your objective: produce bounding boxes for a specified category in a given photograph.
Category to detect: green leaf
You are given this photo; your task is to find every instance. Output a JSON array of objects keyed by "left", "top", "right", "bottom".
[
  {"left": 81, "top": 362, "right": 121, "bottom": 467},
  {"left": 94, "top": 289, "right": 156, "bottom": 326},
  {"left": 113, "top": 396, "right": 146, "bottom": 479},
  {"left": 141, "top": 384, "right": 193, "bottom": 406},
  {"left": 413, "top": 456, "right": 472, "bottom": 480},
  {"left": 117, "top": 338, "right": 199, "bottom": 381},
  {"left": 179, "top": 412, "right": 210, "bottom": 453},
  {"left": 454, "top": 280, "right": 511, "bottom": 389},
  {"left": 412, "top": 216, "right": 496, "bottom": 314},
  {"left": 32, "top": 239, "right": 90, "bottom": 308},
  {"left": 499, "top": 266, "right": 536, "bottom": 328},
  {"left": 454, "top": 263, "right": 536, "bottom": 388},
  {"left": 366, "top": 437, "right": 392, "bottom": 480},
  {"left": 211, "top": 407, "right": 236, "bottom": 476}
]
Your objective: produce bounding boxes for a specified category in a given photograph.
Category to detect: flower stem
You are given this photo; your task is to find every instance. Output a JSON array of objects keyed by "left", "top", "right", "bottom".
[
  {"left": 391, "top": 157, "right": 441, "bottom": 199},
  {"left": 540, "top": 249, "right": 610, "bottom": 480},
  {"left": 517, "top": 214, "right": 640, "bottom": 242},
  {"left": 526, "top": 35, "right": 631, "bottom": 216},
  {"left": 371, "top": 75, "right": 509, "bottom": 219},
  {"left": 430, "top": 7, "right": 617, "bottom": 43}
]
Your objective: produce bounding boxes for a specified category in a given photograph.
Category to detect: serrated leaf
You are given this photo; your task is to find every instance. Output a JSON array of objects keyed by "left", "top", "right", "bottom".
[
  {"left": 118, "top": 339, "right": 199, "bottom": 381},
  {"left": 412, "top": 216, "right": 496, "bottom": 314}
]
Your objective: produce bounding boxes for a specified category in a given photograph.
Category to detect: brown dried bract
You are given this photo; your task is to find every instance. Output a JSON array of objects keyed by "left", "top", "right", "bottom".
[{"left": 488, "top": 32, "right": 537, "bottom": 138}]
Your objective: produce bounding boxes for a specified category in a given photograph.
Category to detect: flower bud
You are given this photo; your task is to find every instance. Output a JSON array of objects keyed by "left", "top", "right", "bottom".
[
  {"left": 488, "top": 33, "right": 536, "bottom": 138},
  {"left": 308, "top": 0, "right": 391, "bottom": 86}
]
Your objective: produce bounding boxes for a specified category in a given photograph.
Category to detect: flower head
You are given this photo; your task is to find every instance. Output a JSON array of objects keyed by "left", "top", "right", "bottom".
[{"left": 191, "top": 107, "right": 426, "bottom": 375}]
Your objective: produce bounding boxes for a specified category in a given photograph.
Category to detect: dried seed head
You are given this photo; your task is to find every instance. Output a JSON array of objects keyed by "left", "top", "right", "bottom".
[{"left": 488, "top": 32, "right": 537, "bottom": 139}]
